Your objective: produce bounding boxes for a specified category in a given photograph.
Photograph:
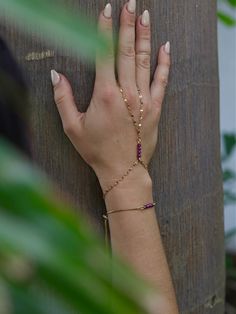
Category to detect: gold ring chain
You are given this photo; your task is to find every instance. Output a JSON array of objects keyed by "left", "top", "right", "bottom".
[{"left": 103, "top": 86, "right": 149, "bottom": 198}]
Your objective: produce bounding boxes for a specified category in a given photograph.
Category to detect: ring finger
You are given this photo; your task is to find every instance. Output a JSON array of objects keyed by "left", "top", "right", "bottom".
[{"left": 135, "top": 10, "right": 151, "bottom": 93}]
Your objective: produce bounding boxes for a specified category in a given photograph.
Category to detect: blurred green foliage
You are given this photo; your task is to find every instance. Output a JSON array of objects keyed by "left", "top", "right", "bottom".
[
  {"left": 0, "top": 140, "right": 155, "bottom": 314},
  {"left": 218, "top": 0, "right": 236, "bottom": 26},
  {"left": 222, "top": 133, "right": 236, "bottom": 311},
  {"left": 218, "top": 11, "right": 236, "bottom": 26},
  {"left": 0, "top": 0, "right": 234, "bottom": 312},
  {"left": 0, "top": 0, "right": 110, "bottom": 60},
  {"left": 218, "top": 2, "right": 236, "bottom": 308},
  {"left": 222, "top": 133, "right": 236, "bottom": 204},
  {"left": 0, "top": 1, "right": 156, "bottom": 313}
]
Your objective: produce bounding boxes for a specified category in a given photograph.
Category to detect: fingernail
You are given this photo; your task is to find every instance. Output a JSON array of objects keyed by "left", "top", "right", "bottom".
[
  {"left": 141, "top": 10, "right": 150, "bottom": 26},
  {"left": 127, "top": 0, "right": 136, "bottom": 13},
  {"left": 164, "top": 41, "right": 170, "bottom": 54},
  {"left": 51, "top": 69, "right": 60, "bottom": 86},
  {"left": 104, "top": 3, "right": 112, "bottom": 18}
]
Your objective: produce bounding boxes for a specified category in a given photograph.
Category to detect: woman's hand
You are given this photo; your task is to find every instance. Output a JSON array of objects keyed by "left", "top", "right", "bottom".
[
  {"left": 51, "top": 4, "right": 178, "bottom": 310},
  {"left": 51, "top": 0, "right": 170, "bottom": 191}
]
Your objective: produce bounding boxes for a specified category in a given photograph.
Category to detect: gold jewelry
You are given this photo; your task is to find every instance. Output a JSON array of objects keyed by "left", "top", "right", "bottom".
[
  {"left": 105, "top": 202, "right": 156, "bottom": 217},
  {"left": 103, "top": 86, "right": 148, "bottom": 198},
  {"left": 103, "top": 202, "right": 156, "bottom": 246}
]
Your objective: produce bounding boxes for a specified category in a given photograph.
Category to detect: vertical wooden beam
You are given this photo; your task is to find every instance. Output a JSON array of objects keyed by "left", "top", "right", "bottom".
[{"left": 0, "top": 0, "right": 225, "bottom": 312}]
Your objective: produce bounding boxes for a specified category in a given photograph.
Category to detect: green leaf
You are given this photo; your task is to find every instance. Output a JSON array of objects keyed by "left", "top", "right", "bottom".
[
  {"left": 226, "top": 254, "right": 234, "bottom": 269},
  {"left": 225, "top": 228, "right": 236, "bottom": 241},
  {"left": 0, "top": 0, "right": 109, "bottom": 59},
  {"left": 223, "top": 133, "right": 236, "bottom": 157},
  {"left": 0, "top": 140, "right": 155, "bottom": 314},
  {"left": 227, "top": 0, "right": 236, "bottom": 7},
  {"left": 223, "top": 169, "right": 236, "bottom": 182},
  {"left": 218, "top": 11, "right": 236, "bottom": 26},
  {"left": 224, "top": 190, "right": 236, "bottom": 204},
  {"left": 226, "top": 268, "right": 236, "bottom": 279}
]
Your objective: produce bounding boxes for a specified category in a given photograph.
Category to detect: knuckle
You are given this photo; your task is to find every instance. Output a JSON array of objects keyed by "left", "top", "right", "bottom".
[
  {"left": 119, "top": 45, "right": 135, "bottom": 58},
  {"left": 121, "top": 13, "right": 136, "bottom": 27},
  {"left": 152, "top": 97, "right": 162, "bottom": 109},
  {"left": 136, "top": 53, "right": 151, "bottom": 69},
  {"left": 126, "top": 19, "right": 136, "bottom": 28},
  {"left": 63, "top": 120, "right": 77, "bottom": 136},
  {"left": 55, "top": 93, "right": 66, "bottom": 106},
  {"left": 107, "top": 43, "right": 114, "bottom": 58},
  {"left": 100, "top": 85, "right": 117, "bottom": 104},
  {"left": 125, "top": 88, "right": 137, "bottom": 104},
  {"left": 54, "top": 86, "right": 71, "bottom": 106},
  {"left": 165, "top": 58, "right": 171, "bottom": 67},
  {"left": 161, "top": 58, "right": 171, "bottom": 68},
  {"left": 156, "top": 75, "right": 169, "bottom": 88},
  {"left": 139, "top": 28, "right": 151, "bottom": 40},
  {"left": 100, "top": 48, "right": 113, "bottom": 60},
  {"left": 63, "top": 123, "right": 73, "bottom": 136}
]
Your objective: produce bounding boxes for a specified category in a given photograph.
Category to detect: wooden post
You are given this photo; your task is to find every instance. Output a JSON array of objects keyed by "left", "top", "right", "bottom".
[{"left": 0, "top": 0, "right": 225, "bottom": 312}]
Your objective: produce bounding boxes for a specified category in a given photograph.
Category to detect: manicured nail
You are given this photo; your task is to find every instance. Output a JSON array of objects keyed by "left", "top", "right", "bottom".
[
  {"left": 127, "top": 0, "right": 136, "bottom": 13},
  {"left": 164, "top": 41, "right": 170, "bottom": 54},
  {"left": 51, "top": 69, "right": 60, "bottom": 86},
  {"left": 104, "top": 3, "right": 112, "bottom": 18},
  {"left": 141, "top": 10, "right": 150, "bottom": 26}
]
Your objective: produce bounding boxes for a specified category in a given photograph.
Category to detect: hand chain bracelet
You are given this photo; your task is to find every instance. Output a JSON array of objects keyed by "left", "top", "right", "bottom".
[
  {"left": 102, "top": 85, "right": 155, "bottom": 247},
  {"left": 103, "top": 202, "right": 156, "bottom": 248},
  {"left": 103, "top": 85, "right": 148, "bottom": 198}
]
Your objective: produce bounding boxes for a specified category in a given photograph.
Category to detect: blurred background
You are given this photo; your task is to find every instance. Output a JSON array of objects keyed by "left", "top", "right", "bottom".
[
  {"left": 0, "top": 0, "right": 235, "bottom": 313},
  {"left": 218, "top": 0, "right": 236, "bottom": 311},
  {"left": 219, "top": 1, "right": 236, "bottom": 247}
]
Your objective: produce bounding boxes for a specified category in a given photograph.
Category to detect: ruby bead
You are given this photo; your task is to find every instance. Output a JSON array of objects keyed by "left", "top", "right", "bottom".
[
  {"left": 137, "top": 144, "right": 142, "bottom": 159},
  {"left": 144, "top": 203, "right": 153, "bottom": 209}
]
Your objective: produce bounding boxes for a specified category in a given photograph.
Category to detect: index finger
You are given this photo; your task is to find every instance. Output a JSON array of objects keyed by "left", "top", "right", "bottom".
[{"left": 96, "top": 3, "right": 116, "bottom": 86}]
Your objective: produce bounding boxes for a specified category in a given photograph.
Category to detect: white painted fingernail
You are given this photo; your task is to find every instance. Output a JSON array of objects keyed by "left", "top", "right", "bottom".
[
  {"left": 141, "top": 10, "right": 150, "bottom": 26},
  {"left": 104, "top": 3, "right": 112, "bottom": 18},
  {"left": 127, "top": 0, "right": 136, "bottom": 13},
  {"left": 51, "top": 69, "right": 60, "bottom": 86},
  {"left": 164, "top": 41, "right": 170, "bottom": 54}
]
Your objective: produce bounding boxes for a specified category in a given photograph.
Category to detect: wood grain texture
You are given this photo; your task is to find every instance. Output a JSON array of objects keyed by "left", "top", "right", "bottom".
[{"left": 0, "top": 0, "right": 225, "bottom": 313}]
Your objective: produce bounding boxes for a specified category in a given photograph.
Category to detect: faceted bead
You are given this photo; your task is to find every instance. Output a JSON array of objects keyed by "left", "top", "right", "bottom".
[
  {"left": 144, "top": 203, "right": 153, "bottom": 209},
  {"left": 137, "top": 143, "right": 142, "bottom": 159}
]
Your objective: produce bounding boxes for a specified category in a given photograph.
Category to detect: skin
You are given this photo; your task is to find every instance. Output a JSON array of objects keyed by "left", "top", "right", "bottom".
[{"left": 51, "top": 1, "right": 179, "bottom": 313}]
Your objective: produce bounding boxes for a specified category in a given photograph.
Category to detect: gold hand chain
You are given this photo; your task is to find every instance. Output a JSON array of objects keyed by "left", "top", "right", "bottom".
[{"left": 103, "top": 86, "right": 148, "bottom": 198}]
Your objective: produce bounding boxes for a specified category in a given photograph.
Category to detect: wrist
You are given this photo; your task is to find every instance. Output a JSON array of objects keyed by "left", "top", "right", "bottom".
[
  {"left": 96, "top": 164, "right": 153, "bottom": 210},
  {"left": 95, "top": 162, "right": 152, "bottom": 190}
]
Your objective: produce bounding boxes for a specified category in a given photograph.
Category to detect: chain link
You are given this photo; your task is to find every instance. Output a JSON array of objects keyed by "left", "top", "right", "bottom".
[{"left": 103, "top": 86, "right": 149, "bottom": 198}]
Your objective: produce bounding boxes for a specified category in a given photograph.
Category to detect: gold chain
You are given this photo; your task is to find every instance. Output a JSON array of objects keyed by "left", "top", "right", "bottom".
[
  {"left": 103, "top": 201, "right": 156, "bottom": 246},
  {"left": 103, "top": 86, "right": 148, "bottom": 198},
  {"left": 105, "top": 202, "right": 156, "bottom": 216}
]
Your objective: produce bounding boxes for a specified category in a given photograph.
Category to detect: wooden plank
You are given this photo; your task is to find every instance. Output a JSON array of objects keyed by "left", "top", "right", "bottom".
[{"left": 0, "top": 0, "right": 225, "bottom": 312}]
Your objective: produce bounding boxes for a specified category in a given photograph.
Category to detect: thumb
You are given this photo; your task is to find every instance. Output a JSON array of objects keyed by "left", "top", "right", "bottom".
[{"left": 51, "top": 70, "right": 83, "bottom": 134}]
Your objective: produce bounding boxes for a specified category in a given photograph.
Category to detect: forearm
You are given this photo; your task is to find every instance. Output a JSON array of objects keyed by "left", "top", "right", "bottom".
[{"left": 99, "top": 166, "right": 179, "bottom": 313}]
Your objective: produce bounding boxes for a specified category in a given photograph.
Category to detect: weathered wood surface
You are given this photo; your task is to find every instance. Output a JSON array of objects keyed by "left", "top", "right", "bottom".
[{"left": 0, "top": 0, "right": 225, "bottom": 313}]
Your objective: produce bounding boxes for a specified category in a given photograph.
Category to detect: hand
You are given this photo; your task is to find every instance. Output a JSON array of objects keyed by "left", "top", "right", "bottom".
[{"left": 51, "top": 0, "right": 170, "bottom": 191}]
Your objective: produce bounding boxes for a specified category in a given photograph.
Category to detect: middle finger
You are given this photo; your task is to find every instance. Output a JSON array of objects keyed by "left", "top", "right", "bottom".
[{"left": 117, "top": 0, "right": 136, "bottom": 89}]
